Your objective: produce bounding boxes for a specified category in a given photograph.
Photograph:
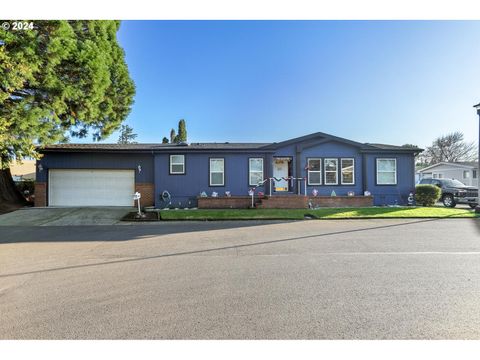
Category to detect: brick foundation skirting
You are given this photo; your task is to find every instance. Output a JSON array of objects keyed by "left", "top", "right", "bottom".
[
  {"left": 34, "top": 182, "right": 47, "bottom": 207},
  {"left": 198, "top": 196, "right": 254, "bottom": 209},
  {"left": 308, "top": 196, "right": 373, "bottom": 208},
  {"left": 135, "top": 183, "right": 155, "bottom": 207},
  {"left": 257, "top": 195, "right": 308, "bottom": 209},
  {"left": 198, "top": 195, "right": 374, "bottom": 209}
]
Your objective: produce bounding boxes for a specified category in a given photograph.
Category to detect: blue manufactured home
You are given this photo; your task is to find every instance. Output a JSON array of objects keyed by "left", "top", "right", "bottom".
[{"left": 35, "top": 132, "right": 422, "bottom": 208}]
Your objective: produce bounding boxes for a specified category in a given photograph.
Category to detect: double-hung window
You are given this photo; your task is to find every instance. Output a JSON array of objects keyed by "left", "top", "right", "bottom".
[
  {"left": 209, "top": 158, "right": 225, "bottom": 186},
  {"left": 324, "top": 158, "right": 338, "bottom": 185},
  {"left": 169, "top": 155, "right": 185, "bottom": 174},
  {"left": 341, "top": 158, "right": 355, "bottom": 185},
  {"left": 249, "top": 158, "right": 264, "bottom": 186},
  {"left": 376, "top": 158, "right": 397, "bottom": 185},
  {"left": 307, "top": 158, "right": 322, "bottom": 185}
]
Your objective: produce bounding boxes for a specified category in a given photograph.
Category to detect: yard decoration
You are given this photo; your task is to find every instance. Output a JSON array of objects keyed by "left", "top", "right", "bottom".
[
  {"left": 211, "top": 192, "right": 218, "bottom": 197},
  {"left": 312, "top": 189, "right": 318, "bottom": 197},
  {"left": 225, "top": 191, "right": 231, "bottom": 197},
  {"left": 200, "top": 191, "right": 207, "bottom": 197},
  {"left": 347, "top": 191, "right": 355, "bottom": 197},
  {"left": 331, "top": 190, "right": 337, "bottom": 197},
  {"left": 407, "top": 192, "right": 415, "bottom": 206}
]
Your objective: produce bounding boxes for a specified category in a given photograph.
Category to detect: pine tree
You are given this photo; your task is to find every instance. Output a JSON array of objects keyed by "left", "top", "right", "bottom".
[
  {"left": 117, "top": 125, "right": 138, "bottom": 144},
  {"left": 170, "top": 129, "right": 176, "bottom": 143},
  {"left": 162, "top": 137, "right": 169, "bottom": 144}
]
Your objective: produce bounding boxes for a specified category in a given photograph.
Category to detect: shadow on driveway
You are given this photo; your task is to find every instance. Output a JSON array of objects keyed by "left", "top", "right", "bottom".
[{"left": 0, "top": 217, "right": 463, "bottom": 279}]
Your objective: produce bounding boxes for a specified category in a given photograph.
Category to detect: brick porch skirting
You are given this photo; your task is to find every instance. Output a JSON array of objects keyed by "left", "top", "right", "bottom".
[
  {"left": 308, "top": 196, "right": 373, "bottom": 208},
  {"left": 198, "top": 195, "right": 374, "bottom": 209},
  {"left": 197, "top": 196, "right": 254, "bottom": 209}
]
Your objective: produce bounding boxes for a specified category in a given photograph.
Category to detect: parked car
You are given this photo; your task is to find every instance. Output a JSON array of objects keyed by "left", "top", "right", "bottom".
[{"left": 418, "top": 178, "right": 478, "bottom": 208}]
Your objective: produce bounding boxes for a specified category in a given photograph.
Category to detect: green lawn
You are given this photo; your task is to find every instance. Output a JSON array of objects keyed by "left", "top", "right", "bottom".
[{"left": 158, "top": 207, "right": 479, "bottom": 221}]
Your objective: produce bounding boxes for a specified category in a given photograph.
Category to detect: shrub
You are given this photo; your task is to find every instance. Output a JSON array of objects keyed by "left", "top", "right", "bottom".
[{"left": 415, "top": 184, "right": 441, "bottom": 207}]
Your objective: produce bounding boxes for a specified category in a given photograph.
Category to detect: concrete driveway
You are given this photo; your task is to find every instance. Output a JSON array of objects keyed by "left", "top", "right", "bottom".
[
  {"left": 0, "top": 207, "right": 134, "bottom": 226},
  {"left": 1, "top": 218, "right": 480, "bottom": 339}
]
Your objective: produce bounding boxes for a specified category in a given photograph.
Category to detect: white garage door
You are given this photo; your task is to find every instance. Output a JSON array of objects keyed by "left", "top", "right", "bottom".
[{"left": 49, "top": 169, "right": 135, "bottom": 206}]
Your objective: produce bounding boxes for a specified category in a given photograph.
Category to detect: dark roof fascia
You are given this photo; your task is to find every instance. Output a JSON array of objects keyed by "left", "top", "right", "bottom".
[
  {"left": 151, "top": 148, "right": 276, "bottom": 154},
  {"left": 359, "top": 148, "right": 424, "bottom": 154},
  {"left": 38, "top": 147, "right": 276, "bottom": 154},
  {"left": 263, "top": 131, "right": 375, "bottom": 150},
  {"left": 38, "top": 148, "right": 156, "bottom": 154}
]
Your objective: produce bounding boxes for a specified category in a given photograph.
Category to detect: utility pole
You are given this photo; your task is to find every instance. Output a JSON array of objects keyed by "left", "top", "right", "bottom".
[{"left": 474, "top": 102, "right": 480, "bottom": 213}]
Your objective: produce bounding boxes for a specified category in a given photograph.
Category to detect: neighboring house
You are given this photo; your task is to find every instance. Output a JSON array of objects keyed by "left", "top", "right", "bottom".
[
  {"left": 10, "top": 159, "right": 36, "bottom": 181},
  {"left": 34, "top": 131, "right": 422, "bottom": 208},
  {"left": 417, "top": 162, "right": 478, "bottom": 187}
]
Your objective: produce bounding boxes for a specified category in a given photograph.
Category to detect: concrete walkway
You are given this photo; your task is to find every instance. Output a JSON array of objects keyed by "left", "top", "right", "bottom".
[{"left": 0, "top": 207, "right": 134, "bottom": 226}]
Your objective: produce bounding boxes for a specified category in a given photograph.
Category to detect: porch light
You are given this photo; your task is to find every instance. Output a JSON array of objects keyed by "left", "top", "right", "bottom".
[
  {"left": 137, "top": 164, "right": 142, "bottom": 173},
  {"left": 38, "top": 164, "right": 44, "bottom": 172}
]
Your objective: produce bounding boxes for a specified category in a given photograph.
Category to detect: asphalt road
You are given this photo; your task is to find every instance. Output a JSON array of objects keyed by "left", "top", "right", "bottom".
[{"left": 1, "top": 218, "right": 480, "bottom": 339}]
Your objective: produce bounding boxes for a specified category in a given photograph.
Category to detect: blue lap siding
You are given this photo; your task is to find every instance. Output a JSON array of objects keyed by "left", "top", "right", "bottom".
[
  {"left": 36, "top": 152, "right": 154, "bottom": 184},
  {"left": 154, "top": 152, "right": 269, "bottom": 208}
]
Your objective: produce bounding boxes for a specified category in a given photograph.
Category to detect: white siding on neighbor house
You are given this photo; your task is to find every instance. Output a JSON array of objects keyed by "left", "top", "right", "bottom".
[{"left": 418, "top": 164, "right": 478, "bottom": 187}]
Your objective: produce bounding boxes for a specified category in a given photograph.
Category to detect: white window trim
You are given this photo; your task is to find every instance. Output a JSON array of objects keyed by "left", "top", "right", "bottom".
[
  {"left": 249, "top": 158, "right": 264, "bottom": 186},
  {"left": 376, "top": 158, "right": 397, "bottom": 185},
  {"left": 307, "top": 158, "right": 322, "bottom": 185},
  {"left": 209, "top": 158, "right": 225, "bottom": 186},
  {"left": 169, "top": 155, "right": 185, "bottom": 174},
  {"left": 340, "top": 158, "right": 355, "bottom": 185},
  {"left": 324, "top": 158, "right": 338, "bottom": 185}
]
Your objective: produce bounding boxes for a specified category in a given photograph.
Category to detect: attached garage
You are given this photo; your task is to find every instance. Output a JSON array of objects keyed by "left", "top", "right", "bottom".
[{"left": 48, "top": 169, "right": 135, "bottom": 207}]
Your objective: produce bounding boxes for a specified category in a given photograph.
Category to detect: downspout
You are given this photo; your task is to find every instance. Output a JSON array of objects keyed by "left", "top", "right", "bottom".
[
  {"left": 362, "top": 153, "right": 367, "bottom": 195},
  {"left": 295, "top": 145, "right": 302, "bottom": 194}
]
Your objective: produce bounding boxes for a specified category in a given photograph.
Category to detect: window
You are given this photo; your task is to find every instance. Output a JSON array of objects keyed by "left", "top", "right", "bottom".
[
  {"left": 438, "top": 173, "right": 443, "bottom": 179},
  {"left": 341, "top": 158, "right": 355, "bottom": 185},
  {"left": 209, "top": 158, "right": 224, "bottom": 186},
  {"left": 249, "top": 158, "right": 264, "bottom": 186},
  {"left": 376, "top": 158, "right": 397, "bottom": 185},
  {"left": 433, "top": 173, "right": 438, "bottom": 179},
  {"left": 324, "top": 158, "right": 338, "bottom": 185},
  {"left": 463, "top": 170, "right": 470, "bottom": 179},
  {"left": 169, "top": 155, "right": 185, "bottom": 174},
  {"left": 307, "top": 158, "right": 322, "bottom": 185},
  {"left": 474, "top": 170, "right": 477, "bottom": 179}
]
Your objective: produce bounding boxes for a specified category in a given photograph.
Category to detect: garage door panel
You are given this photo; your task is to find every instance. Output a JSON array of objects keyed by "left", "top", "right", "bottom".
[{"left": 49, "top": 170, "right": 135, "bottom": 206}]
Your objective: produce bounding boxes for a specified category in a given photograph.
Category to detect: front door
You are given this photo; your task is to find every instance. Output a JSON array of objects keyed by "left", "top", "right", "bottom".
[{"left": 273, "top": 159, "right": 289, "bottom": 191}]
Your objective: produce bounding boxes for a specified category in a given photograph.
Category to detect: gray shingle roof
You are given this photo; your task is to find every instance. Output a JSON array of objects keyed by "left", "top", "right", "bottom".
[
  {"left": 38, "top": 134, "right": 423, "bottom": 153},
  {"left": 39, "top": 142, "right": 272, "bottom": 152},
  {"left": 365, "top": 143, "right": 423, "bottom": 151}
]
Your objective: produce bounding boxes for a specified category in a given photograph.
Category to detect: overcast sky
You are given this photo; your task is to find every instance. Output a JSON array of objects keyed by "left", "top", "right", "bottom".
[{"left": 101, "top": 20, "right": 480, "bottom": 147}]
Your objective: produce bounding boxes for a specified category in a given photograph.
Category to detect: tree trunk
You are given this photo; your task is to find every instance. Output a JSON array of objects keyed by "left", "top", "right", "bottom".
[{"left": 0, "top": 168, "right": 28, "bottom": 206}]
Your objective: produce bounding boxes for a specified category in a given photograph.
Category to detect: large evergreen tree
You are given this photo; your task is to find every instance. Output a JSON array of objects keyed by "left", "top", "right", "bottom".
[{"left": 0, "top": 20, "right": 135, "bottom": 207}]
